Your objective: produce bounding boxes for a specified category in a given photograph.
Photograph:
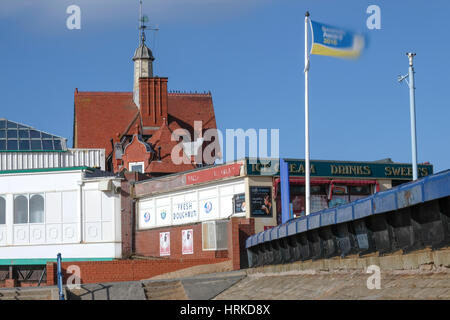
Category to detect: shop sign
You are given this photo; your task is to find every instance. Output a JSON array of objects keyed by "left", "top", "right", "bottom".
[
  {"left": 247, "top": 159, "right": 433, "bottom": 180},
  {"left": 186, "top": 163, "right": 241, "bottom": 185},
  {"left": 233, "top": 193, "right": 246, "bottom": 214},
  {"left": 250, "top": 186, "right": 273, "bottom": 217}
]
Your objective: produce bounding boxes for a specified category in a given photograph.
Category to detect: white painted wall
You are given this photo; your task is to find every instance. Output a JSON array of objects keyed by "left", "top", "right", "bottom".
[
  {"left": 138, "top": 178, "right": 246, "bottom": 230},
  {"left": 0, "top": 169, "right": 122, "bottom": 260}
]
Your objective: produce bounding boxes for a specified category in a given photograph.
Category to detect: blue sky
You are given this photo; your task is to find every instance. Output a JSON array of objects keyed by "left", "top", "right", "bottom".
[{"left": 0, "top": 0, "right": 449, "bottom": 172}]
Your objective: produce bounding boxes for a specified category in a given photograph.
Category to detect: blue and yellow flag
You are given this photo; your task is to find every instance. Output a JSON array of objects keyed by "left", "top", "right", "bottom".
[{"left": 310, "top": 20, "right": 365, "bottom": 59}]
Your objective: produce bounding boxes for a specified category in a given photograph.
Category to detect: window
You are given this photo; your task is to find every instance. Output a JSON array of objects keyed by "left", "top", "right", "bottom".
[
  {"left": 0, "top": 197, "right": 5, "bottom": 225},
  {"left": 14, "top": 194, "right": 45, "bottom": 224},
  {"left": 129, "top": 162, "right": 144, "bottom": 173},
  {"left": 30, "top": 195, "right": 44, "bottom": 223},
  {"left": 14, "top": 195, "right": 28, "bottom": 224},
  {"left": 0, "top": 120, "right": 66, "bottom": 151}
]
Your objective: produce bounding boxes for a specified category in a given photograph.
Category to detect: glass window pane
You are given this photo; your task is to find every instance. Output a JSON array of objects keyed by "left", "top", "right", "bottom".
[
  {"left": 7, "top": 130, "right": 18, "bottom": 138},
  {"left": 7, "top": 121, "right": 17, "bottom": 129},
  {"left": 349, "top": 185, "right": 371, "bottom": 195},
  {"left": 19, "top": 140, "right": 30, "bottom": 151},
  {"left": 42, "top": 140, "right": 53, "bottom": 150},
  {"left": 130, "top": 165, "right": 143, "bottom": 173},
  {"left": 19, "top": 130, "right": 30, "bottom": 138},
  {"left": 14, "top": 195, "right": 28, "bottom": 224},
  {"left": 0, "top": 140, "right": 5, "bottom": 150},
  {"left": 0, "top": 130, "right": 5, "bottom": 138},
  {"left": 7, "top": 140, "right": 18, "bottom": 150},
  {"left": 53, "top": 140, "right": 62, "bottom": 150},
  {"left": 30, "top": 194, "right": 44, "bottom": 223},
  {"left": 41, "top": 133, "right": 51, "bottom": 139},
  {"left": 0, "top": 120, "right": 5, "bottom": 129},
  {"left": 31, "top": 140, "right": 42, "bottom": 150},
  {"left": 0, "top": 197, "right": 5, "bottom": 225},
  {"left": 30, "top": 130, "right": 41, "bottom": 139}
]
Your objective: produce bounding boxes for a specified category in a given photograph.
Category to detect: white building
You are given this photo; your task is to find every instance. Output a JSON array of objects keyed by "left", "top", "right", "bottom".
[{"left": 0, "top": 167, "right": 122, "bottom": 263}]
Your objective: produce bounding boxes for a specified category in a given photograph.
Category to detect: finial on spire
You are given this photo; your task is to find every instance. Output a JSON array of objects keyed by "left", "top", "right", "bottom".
[{"left": 139, "top": 0, "right": 148, "bottom": 44}]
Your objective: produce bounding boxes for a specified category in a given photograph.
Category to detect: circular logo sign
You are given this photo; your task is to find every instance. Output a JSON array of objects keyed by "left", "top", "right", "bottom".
[
  {"left": 204, "top": 201, "right": 213, "bottom": 214},
  {"left": 160, "top": 210, "right": 167, "bottom": 220},
  {"left": 144, "top": 212, "right": 151, "bottom": 223}
]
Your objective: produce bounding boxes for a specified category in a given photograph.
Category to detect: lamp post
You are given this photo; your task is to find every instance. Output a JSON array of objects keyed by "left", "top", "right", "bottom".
[{"left": 398, "top": 53, "right": 418, "bottom": 180}]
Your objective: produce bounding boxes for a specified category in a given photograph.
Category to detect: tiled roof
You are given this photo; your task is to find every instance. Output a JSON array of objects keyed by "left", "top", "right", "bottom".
[
  {"left": 74, "top": 89, "right": 218, "bottom": 173},
  {"left": 74, "top": 91, "right": 138, "bottom": 155}
]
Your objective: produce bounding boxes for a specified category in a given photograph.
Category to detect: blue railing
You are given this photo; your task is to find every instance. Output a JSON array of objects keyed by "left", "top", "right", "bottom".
[
  {"left": 57, "top": 253, "right": 65, "bottom": 300},
  {"left": 246, "top": 169, "right": 450, "bottom": 249}
]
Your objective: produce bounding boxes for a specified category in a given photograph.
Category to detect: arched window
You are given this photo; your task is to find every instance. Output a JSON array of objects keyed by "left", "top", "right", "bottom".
[
  {"left": 14, "top": 195, "right": 28, "bottom": 224},
  {"left": 0, "top": 197, "right": 5, "bottom": 225},
  {"left": 29, "top": 194, "right": 44, "bottom": 223}
]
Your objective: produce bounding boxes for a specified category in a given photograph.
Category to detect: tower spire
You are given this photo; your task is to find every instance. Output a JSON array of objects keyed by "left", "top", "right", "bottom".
[{"left": 133, "top": 0, "right": 154, "bottom": 108}]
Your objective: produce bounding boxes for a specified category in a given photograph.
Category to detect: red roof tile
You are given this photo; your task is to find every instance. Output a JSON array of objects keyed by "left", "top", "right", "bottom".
[{"left": 74, "top": 89, "right": 219, "bottom": 172}]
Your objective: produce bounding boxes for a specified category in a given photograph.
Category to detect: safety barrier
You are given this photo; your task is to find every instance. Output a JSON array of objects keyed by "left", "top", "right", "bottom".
[{"left": 246, "top": 169, "right": 450, "bottom": 267}]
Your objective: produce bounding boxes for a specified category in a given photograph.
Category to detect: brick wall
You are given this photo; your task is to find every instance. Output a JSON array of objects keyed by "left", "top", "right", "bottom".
[
  {"left": 46, "top": 258, "right": 227, "bottom": 286},
  {"left": 135, "top": 217, "right": 255, "bottom": 270},
  {"left": 135, "top": 222, "right": 228, "bottom": 260}
]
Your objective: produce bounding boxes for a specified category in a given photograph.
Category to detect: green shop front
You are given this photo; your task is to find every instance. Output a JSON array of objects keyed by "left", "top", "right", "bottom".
[{"left": 246, "top": 159, "right": 433, "bottom": 225}]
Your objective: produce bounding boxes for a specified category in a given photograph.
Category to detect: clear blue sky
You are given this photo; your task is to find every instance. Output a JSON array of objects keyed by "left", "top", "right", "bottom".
[{"left": 1, "top": 0, "right": 449, "bottom": 172}]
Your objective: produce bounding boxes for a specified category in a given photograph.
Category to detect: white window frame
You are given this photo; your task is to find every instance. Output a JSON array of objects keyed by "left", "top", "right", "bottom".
[
  {"left": 13, "top": 193, "right": 45, "bottom": 225},
  {"left": 0, "top": 195, "right": 5, "bottom": 225},
  {"left": 129, "top": 161, "right": 144, "bottom": 173}
]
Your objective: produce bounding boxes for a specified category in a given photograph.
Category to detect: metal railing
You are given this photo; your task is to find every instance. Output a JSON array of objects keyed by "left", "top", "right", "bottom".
[{"left": 57, "top": 253, "right": 65, "bottom": 300}]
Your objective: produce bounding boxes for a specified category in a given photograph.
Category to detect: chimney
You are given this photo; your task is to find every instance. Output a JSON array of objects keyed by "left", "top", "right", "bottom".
[{"left": 139, "top": 77, "right": 168, "bottom": 128}]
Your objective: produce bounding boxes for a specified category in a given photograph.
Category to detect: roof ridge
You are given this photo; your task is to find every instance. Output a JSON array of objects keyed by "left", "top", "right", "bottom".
[{"left": 168, "top": 90, "right": 211, "bottom": 96}]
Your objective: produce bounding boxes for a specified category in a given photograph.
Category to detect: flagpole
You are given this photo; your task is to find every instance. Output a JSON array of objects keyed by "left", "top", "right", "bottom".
[
  {"left": 304, "top": 11, "right": 311, "bottom": 216},
  {"left": 407, "top": 53, "right": 418, "bottom": 180}
]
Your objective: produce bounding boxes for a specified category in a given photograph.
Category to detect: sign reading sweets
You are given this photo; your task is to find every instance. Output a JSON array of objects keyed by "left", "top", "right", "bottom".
[{"left": 246, "top": 159, "right": 433, "bottom": 180}]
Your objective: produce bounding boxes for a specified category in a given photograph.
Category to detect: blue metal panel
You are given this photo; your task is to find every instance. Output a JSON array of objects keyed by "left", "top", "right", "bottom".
[
  {"left": 278, "top": 224, "right": 288, "bottom": 238},
  {"left": 308, "top": 213, "right": 321, "bottom": 230},
  {"left": 263, "top": 229, "right": 272, "bottom": 242},
  {"left": 257, "top": 232, "right": 264, "bottom": 244},
  {"left": 296, "top": 217, "right": 307, "bottom": 233},
  {"left": 423, "top": 170, "right": 450, "bottom": 202},
  {"left": 252, "top": 235, "right": 258, "bottom": 247},
  {"left": 373, "top": 189, "right": 397, "bottom": 214},
  {"left": 397, "top": 183, "right": 423, "bottom": 208},
  {"left": 336, "top": 204, "right": 353, "bottom": 223},
  {"left": 287, "top": 219, "right": 297, "bottom": 236},
  {"left": 246, "top": 236, "right": 252, "bottom": 249},
  {"left": 320, "top": 208, "right": 336, "bottom": 227},
  {"left": 270, "top": 225, "right": 279, "bottom": 240},
  {"left": 353, "top": 196, "right": 373, "bottom": 220}
]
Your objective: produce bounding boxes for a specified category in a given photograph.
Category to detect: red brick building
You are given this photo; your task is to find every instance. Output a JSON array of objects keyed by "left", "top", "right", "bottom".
[{"left": 73, "top": 31, "right": 219, "bottom": 177}]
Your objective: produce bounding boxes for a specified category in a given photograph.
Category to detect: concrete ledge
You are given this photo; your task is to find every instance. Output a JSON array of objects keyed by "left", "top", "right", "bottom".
[{"left": 245, "top": 247, "right": 450, "bottom": 275}]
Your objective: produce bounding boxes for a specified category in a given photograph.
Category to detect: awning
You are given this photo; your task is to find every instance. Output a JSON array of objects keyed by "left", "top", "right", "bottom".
[{"left": 273, "top": 177, "right": 380, "bottom": 197}]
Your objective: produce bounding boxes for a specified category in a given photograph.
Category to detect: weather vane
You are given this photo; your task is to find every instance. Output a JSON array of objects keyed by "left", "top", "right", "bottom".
[{"left": 139, "top": 0, "right": 159, "bottom": 43}]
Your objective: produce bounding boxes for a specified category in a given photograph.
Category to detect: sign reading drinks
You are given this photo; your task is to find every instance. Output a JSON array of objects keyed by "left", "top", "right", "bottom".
[{"left": 246, "top": 159, "right": 433, "bottom": 180}]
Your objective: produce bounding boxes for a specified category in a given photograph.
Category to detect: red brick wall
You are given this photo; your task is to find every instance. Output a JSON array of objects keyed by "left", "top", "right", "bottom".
[
  {"left": 135, "top": 222, "right": 228, "bottom": 260},
  {"left": 46, "top": 258, "right": 228, "bottom": 286},
  {"left": 139, "top": 77, "right": 168, "bottom": 128},
  {"left": 135, "top": 217, "right": 255, "bottom": 270}
]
